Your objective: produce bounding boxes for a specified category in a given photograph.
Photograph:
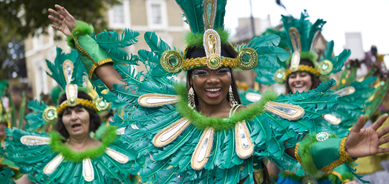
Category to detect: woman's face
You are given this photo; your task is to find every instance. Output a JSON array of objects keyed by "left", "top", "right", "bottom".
[
  {"left": 62, "top": 106, "right": 90, "bottom": 138},
  {"left": 190, "top": 67, "right": 231, "bottom": 107},
  {"left": 288, "top": 71, "right": 312, "bottom": 94}
]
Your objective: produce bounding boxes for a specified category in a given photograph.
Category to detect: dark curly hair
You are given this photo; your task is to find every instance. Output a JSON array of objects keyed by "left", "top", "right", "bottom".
[
  {"left": 55, "top": 90, "right": 101, "bottom": 139},
  {"left": 285, "top": 59, "right": 322, "bottom": 94}
]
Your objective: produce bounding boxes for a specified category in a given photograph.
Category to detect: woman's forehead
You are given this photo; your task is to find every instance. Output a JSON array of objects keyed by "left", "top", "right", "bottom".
[
  {"left": 63, "top": 105, "right": 85, "bottom": 111},
  {"left": 291, "top": 71, "right": 309, "bottom": 75}
]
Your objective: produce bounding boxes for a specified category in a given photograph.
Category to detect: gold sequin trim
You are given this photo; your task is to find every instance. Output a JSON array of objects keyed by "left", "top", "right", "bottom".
[
  {"left": 73, "top": 36, "right": 97, "bottom": 65},
  {"left": 57, "top": 99, "right": 97, "bottom": 114},
  {"left": 319, "top": 137, "right": 349, "bottom": 172},
  {"left": 295, "top": 143, "right": 302, "bottom": 164},
  {"left": 182, "top": 57, "right": 238, "bottom": 70},
  {"left": 88, "top": 58, "right": 113, "bottom": 79},
  {"left": 285, "top": 65, "right": 320, "bottom": 78}
]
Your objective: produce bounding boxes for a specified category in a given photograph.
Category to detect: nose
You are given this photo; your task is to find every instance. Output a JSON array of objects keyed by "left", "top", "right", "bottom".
[
  {"left": 70, "top": 111, "right": 78, "bottom": 121},
  {"left": 295, "top": 75, "right": 301, "bottom": 82},
  {"left": 206, "top": 73, "right": 220, "bottom": 84}
]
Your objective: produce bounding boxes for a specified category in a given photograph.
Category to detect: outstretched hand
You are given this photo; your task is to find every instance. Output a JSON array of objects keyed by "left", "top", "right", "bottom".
[
  {"left": 345, "top": 114, "right": 389, "bottom": 158},
  {"left": 48, "top": 4, "right": 76, "bottom": 36}
]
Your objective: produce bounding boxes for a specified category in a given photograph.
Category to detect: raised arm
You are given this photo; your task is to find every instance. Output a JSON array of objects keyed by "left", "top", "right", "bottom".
[
  {"left": 281, "top": 114, "right": 389, "bottom": 181},
  {"left": 48, "top": 5, "right": 125, "bottom": 89}
]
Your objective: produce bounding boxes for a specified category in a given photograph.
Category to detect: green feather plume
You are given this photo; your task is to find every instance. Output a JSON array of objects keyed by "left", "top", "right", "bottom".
[
  {"left": 175, "top": 0, "right": 204, "bottom": 34},
  {"left": 281, "top": 10, "right": 326, "bottom": 53},
  {"left": 320, "top": 41, "right": 351, "bottom": 75},
  {"left": 184, "top": 28, "right": 230, "bottom": 47}
]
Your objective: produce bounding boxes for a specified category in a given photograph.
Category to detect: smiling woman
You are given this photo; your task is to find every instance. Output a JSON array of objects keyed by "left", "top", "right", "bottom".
[{"left": 286, "top": 59, "right": 321, "bottom": 94}]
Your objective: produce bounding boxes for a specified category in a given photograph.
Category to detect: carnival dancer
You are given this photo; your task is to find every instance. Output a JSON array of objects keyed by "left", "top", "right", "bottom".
[
  {"left": 254, "top": 12, "right": 379, "bottom": 184},
  {"left": 49, "top": 1, "right": 389, "bottom": 184},
  {"left": 6, "top": 49, "right": 142, "bottom": 184}
]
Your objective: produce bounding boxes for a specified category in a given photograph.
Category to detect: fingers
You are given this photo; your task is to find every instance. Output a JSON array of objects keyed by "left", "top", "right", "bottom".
[
  {"left": 378, "top": 124, "right": 389, "bottom": 138},
  {"left": 62, "top": 7, "right": 75, "bottom": 20},
  {"left": 48, "top": 15, "right": 62, "bottom": 25},
  {"left": 48, "top": 8, "right": 64, "bottom": 20},
  {"left": 379, "top": 134, "right": 389, "bottom": 145},
  {"left": 51, "top": 25, "right": 61, "bottom": 32},
  {"left": 350, "top": 115, "right": 365, "bottom": 132},
  {"left": 377, "top": 146, "right": 389, "bottom": 154},
  {"left": 54, "top": 4, "right": 64, "bottom": 12},
  {"left": 371, "top": 114, "right": 388, "bottom": 131}
]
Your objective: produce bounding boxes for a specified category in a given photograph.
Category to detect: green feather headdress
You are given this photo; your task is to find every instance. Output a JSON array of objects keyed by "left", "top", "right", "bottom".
[
  {"left": 158, "top": 0, "right": 288, "bottom": 78},
  {"left": 272, "top": 10, "right": 351, "bottom": 84},
  {"left": 25, "top": 47, "right": 111, "bottom": 131}
]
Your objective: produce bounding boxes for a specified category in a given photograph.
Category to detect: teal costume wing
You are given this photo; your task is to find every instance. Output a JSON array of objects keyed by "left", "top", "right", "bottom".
[
  {"left": 0, "top": 167, "right": 15, "bottom": 184},
  {"left": 5, "top": 128, "right": 141, "bottom": 184}
]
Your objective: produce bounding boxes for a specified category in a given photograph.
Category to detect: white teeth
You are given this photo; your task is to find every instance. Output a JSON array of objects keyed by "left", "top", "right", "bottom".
[
  {"left": 294, "top": 85, "right": 304, "bottom": 88},
  {"left": 205, "top": 88, "right": 221, "bottom": 92}
]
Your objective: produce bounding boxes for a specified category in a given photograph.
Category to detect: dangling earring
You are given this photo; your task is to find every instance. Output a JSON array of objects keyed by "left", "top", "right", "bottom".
[
  {"left": 229, "top": 85, "right": 237, "bottom": 107},
  {"left": 188, "top": 87, "right": 196, "bottom": 109}
]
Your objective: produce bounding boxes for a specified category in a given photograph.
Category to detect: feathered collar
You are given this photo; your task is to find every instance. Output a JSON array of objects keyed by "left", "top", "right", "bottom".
[
  {"left": 49, "top": 126, "right": 117, "bottom": 162},
  {"left": 174, "top": 84, "right": 278, "bottom": 131}
]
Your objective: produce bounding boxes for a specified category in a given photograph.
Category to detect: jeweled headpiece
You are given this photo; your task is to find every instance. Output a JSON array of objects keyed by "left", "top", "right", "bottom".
[
  {"left": 43, "top": 48, "right": 110, "bottom": 118},
  {"left": 272, "top": 11, "right": 351, "bottom": 84},
  {"left": 160, "top": 0, "right": 261, "bottom": 72}
]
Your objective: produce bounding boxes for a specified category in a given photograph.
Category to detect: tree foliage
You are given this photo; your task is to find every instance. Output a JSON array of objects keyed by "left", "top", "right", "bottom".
[{"left": 0, "top": 0, "right": 120, "bottom": 79}]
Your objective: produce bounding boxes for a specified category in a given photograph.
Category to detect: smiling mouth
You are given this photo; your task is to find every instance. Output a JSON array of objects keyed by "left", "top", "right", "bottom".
[
  {"left": 294, "top": 84, "right": 304, "bottom": 88},
  {"left": 205, "top": 88, "right": 222, "bottom": 98}
]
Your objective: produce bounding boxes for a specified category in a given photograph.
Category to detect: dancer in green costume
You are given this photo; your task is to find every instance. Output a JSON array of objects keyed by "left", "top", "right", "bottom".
[
  {"left": 6, "top": 48, "right": 142, "bottom": 184},
  {"left": 49, "top": 1, "right": 389, "bottom": 184},
  {"left": 254, "top": 11, "right": 376, "bottom": 184}
]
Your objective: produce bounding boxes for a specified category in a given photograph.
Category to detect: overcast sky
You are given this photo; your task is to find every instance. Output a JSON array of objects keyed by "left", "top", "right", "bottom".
[{"left": 224, "top": 0, "right": 389, "bottom": 60}]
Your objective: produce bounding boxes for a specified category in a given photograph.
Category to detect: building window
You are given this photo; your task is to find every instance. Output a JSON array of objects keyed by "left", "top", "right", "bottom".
[
  {"left": 151, "top": 4, "right": 162, "bottom": 25},
  {"left": 112, "top": 4, "right": 125, "bottom": 24},
  {"left": 33, "top": 59, "right": 48, "bottom": 98},
  {"left": 146, "top": 0, "right": 167, "bottom": 29},
  {"left": 108, "top": 0, "right": 131, "bottom": 29},
  {"left": 32, "top": 28, "right": 44, "bottom": 51}
]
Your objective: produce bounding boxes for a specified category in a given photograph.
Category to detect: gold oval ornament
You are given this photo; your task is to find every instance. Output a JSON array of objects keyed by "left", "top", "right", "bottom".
[
  {"left": 274, "top": 69, "right": 286, "bottom": 84},
  {"left": 43, "top": 106, "right": 58, "bottom": 122},
  {"left": 318, "top": 60, "right": 333, "bottom": 75},
  {"left": 95, "top": 98, "right": 110, "bottom": 111}
]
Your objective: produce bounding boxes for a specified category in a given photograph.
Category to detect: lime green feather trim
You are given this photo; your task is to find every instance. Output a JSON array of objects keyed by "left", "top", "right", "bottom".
[
  {"left": 67, "top": 20, "right": 94, "bottom": 49},
  {"left": 66, "top": 35, "right": 76, "bottom": 49},
  {"left": 175, "top": 83, "right": 278, "bottom": 130},
  {"left": 184, "top": 29, "right": 230, "bottom": 48},
  {"left": 50, "top": 125, "right": 117, "bottom": 162},
  {"left": 280, "top": 171, "right": 328, "bottom": 182},
  {"left": 298, "top": 134, "right": 338, "bottom": 179}
]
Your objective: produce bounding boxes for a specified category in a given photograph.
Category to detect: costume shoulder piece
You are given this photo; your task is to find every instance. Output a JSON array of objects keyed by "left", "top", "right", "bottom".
[{"left": 5, "top": 126, "right": 141, "bottom": 184}]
